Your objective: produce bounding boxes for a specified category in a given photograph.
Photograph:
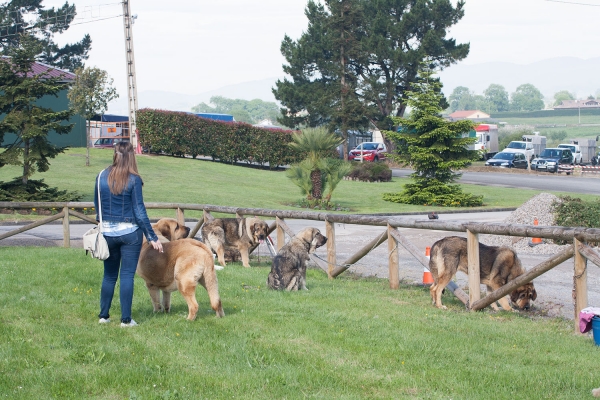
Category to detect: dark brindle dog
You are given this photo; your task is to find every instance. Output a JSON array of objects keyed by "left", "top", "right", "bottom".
[
  {"left": 429, "top": 236, "right": 536, "bottom": 311},
  {"left": 201, "top": 217, "right": 269, "bottom": 268},
  {"left": 267, "top": 227, "right": 327, "bottom": 291}
]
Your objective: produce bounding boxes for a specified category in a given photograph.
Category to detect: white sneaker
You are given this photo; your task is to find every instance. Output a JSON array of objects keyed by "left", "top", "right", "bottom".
[
  {"left": 120, "top": 320, "right": 138, "bottom": 327},
  {"left": 98, "top": 318, "right": 110, "bottom": 324},
  {"left": 214, "top": 265, "right": 224, "bottom": 271}
]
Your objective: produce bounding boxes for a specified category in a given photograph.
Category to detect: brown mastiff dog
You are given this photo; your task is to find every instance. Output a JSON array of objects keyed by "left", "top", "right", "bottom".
[
  {"left": 201, "top": 217, "right": 269, "bottom": 268},
  {"left": 267, "top": 227, "right": 327, "bottom": 291},
  {"left": 136, "top": 218, "right": 224, "bottom": 320},
  {"left": 429, "top": 236, "right": 537, "bottom": 311}
]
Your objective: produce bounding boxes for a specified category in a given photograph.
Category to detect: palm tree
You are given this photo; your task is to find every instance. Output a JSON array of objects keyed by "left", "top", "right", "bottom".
[{"left": 288, "top": 127, "right": 344, "bottom": 200}]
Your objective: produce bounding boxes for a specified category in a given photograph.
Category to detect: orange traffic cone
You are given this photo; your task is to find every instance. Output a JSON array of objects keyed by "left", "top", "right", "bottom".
[
  {"left": 530, "top": 218, "right": 542, "bottom": 246},
  {"left": 423, "top": 246, "right": 434, "bottom": 285}
]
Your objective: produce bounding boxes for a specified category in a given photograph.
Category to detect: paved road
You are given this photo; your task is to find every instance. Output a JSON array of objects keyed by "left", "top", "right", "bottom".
[
  {"left": 392, "top": 169, "right": 600, "bottom": 194},
  {"left": 1, "top": 211, "right": 597, "bottom": 321}
]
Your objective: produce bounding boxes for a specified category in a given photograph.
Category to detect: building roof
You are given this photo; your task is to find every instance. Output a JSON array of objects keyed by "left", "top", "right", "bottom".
[
  {"left": 0, "top": 56, "right": 75, "bottom": 82},
  {"left": 448, "top": 110, "right": 490, "bottom": 118},
  {"left": 554, "top": 99, "right": 600, "bottom": 109}
]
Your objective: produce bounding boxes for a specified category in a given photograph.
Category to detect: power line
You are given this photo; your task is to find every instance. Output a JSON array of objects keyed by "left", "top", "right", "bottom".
[{"left": 546, "top": 0, "right": 600, "bottom": 6}]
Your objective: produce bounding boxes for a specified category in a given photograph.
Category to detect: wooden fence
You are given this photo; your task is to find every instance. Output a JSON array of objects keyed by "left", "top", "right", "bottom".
[{"left": 1, "top": 201, "right": 600, "bottom": 332}]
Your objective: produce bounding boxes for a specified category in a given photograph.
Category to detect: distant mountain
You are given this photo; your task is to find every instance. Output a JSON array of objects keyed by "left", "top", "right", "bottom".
[
  {"left": 106, "top": 77, "right": 282, "bottom": 115},
  {"left": 106, "top": 57, "right": 600, "bottom": 115}
]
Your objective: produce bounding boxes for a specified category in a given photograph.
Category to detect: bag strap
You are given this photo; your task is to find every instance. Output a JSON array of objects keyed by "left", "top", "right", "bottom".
[{"left": 97, "top": 169, "right": 106, "bottom": 232}]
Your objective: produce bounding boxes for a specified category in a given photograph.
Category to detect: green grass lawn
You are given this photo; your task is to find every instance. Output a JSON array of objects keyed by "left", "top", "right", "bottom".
[
  {"left": 0, "top": 148, "right": 596, "bottom": 222},
  {"left": 0, "top": 247, "right": 598, "bottom": 399}
]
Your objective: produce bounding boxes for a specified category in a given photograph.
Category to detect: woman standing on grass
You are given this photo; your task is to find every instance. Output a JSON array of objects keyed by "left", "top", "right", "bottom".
[{"left": 94, "top": 141, "right": 163, "bottom": 327}]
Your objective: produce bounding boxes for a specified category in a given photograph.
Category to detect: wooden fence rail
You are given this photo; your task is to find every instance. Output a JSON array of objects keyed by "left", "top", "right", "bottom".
[{"left": 1, "top": 201, "right": 600, "bottom": 333}]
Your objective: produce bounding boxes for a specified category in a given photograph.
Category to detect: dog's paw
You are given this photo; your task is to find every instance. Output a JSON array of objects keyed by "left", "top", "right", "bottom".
[
  {"left": 592, "top": 387, "right": 600, "bottom": 397},
  {"left": 214, "top": 265, "right": 224, "bottom": 271}
]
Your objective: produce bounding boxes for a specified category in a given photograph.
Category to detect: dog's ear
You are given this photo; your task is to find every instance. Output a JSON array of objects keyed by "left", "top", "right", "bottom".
[
  {"left": 531, "top": 287, "right": 537, "bottom": 301},
  {"left": 510, "top": 290, "right": 519, "bottom": 303}
]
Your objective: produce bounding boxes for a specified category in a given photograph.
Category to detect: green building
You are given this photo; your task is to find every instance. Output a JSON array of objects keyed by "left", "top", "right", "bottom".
[{"left": 0, "top": 59, "right": 86, "bottom": 148}]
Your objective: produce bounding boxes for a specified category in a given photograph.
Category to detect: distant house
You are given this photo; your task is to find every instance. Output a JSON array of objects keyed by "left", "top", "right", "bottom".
[
  {"left": 0, "top": 57, "right": 86, "bottom": 147},
  {"left": 553, "top": 99, "right": 600, "bottom": 109},
  {"left": 447, "top": 110, "right": 491, "bottom": 121}
]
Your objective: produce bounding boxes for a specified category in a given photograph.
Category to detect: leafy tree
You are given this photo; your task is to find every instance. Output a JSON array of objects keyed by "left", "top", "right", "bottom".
[
  {"left": 553, "top": 90, "right": 574, "bottom": 106},
  {"left": 0, "top": 34, "right": 73, "bottom": 185},
  {"left": 483, "top": 84, "right": 509, "bottom": 112},
  {"left": 447, "top": 86, "right": 489, "bottom": 113},
  {"left": 510, "top": 84, "right": 544, "bottom": 112},
  {"left": 383, "top": 66, "right": 482, "bottom": 207},
  {"left": 287, "top": 127, "right": 345, "bottom": 201},
  {"left": 274, "top": 0, "right": 367, "bottom": 159},
  {"left": 273, "top": 0, "right": 469, "bottom": 150},
  {"left": 67, "top": 66, "right": 119, "bottom": 166},
  {"left": 448, "top": 86, "right": 470, "bottom": 112},
  {"left": 191, "top": 96, "right": 281, "bottom": 125},
  {"left": 0, "top": 0, "right": 91, "bottom": 71}
]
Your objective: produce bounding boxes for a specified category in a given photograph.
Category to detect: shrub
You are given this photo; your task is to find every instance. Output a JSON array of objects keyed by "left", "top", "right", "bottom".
[
  {"left": 0, "top": 179, "right": 81, "bottom": 201},
  {"left": 136, "top": 109, "right": 301, "bottom": 168},
  {"left": 552, "top": 196, "right": 600, "bottom": 244},
  {"left": 347, "top": 162, "right": 392, "bottom": 182}
]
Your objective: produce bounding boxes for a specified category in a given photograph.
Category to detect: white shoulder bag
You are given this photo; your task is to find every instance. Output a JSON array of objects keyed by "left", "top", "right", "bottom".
[{"left": 83, "top": 169, "right": 110, "bottom": 260}]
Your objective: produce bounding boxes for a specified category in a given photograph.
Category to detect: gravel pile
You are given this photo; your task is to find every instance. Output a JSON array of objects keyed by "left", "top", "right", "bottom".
[{"left": 480, "top": 193, "right": 570, "bottom": 254}]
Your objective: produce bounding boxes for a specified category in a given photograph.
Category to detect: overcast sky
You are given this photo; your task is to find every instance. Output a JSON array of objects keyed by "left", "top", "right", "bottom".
[{"left": 46, "top": 0, "right": 600, "bottom": 99}]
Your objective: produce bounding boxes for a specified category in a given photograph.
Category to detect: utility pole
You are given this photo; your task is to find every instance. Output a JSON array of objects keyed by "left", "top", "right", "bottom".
[{"left": 122, "top": 1, "right": 139, "bottom": 153}]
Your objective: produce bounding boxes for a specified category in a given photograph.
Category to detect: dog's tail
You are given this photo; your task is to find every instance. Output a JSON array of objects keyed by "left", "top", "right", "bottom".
[{"left": 200, "top": 264, "right": 225, "bottom": 318}]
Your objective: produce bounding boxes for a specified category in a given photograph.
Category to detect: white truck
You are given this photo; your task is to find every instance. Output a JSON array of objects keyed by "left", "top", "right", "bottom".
[
  {"left": 469, "top": 124, "right": 499, "bottom": 160},
  {"left": 503, "top": 141, "right": 535, "bottom": 161},
  {"left": 557, "top": 143, "right": 582, "bottom": 164}
]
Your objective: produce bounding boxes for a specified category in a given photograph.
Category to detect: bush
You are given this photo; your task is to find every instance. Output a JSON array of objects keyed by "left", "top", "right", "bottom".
[
  {"left": 136, "top": 109, "right": 302, "bottom": 168},
  {"left": 552, "top": 196, "right": 600, "bottom": 244},
  {"left": 0, "top": 179, "right": 81, "bottom": 202},
  {"left": 347, "top": 162, "right": 392, "bottom": 182}
]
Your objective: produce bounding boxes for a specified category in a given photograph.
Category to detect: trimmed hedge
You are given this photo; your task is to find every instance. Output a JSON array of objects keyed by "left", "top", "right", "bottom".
[
  {"left": 491, "top": 108, "right": 600, "bottom": 119},
  {"left": 136, "top": 109, "right": 301, "bottom": 167}
]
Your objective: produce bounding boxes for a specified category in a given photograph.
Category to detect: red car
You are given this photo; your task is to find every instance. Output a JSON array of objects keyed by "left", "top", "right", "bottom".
[{"left": 348, "top": 142, "right": 387, "bottom": 162}]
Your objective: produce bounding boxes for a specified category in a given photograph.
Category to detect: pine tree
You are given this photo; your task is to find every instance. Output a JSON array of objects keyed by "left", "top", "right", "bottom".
[
  {"left": 0, "top": 34, "right": 73, "bottom": 185},
  {"left": 383, "top": 65, "right": 483, "bottom": 207},
  {"left": 0, "top": 0, "right": 90, "bottom": 71}
]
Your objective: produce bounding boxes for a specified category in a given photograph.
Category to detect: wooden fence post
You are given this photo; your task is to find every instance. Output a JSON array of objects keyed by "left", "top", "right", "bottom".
[
  {"left": 325, "top": 219, "right": 336, "bottom": 279},
  {"left": 276, "top": 217, "right": 285, "bottom": 251},
  {"left": 176, "top": 207, "right": 185, "bottom": 225},
  {"left": 203, "top": 210, "right": 212, "bottom": 223},
  {"left": 388, "top": 224, "right": 399, "bottom": 290},
  {"left": 467, "top": 230, "right": 480, "bottom": 308},
  {"left": 573, "top": 237, "right": 588, "bottom": 331},
  {"left": 63, "top": 206, "right": 70, "bottom": 248}
]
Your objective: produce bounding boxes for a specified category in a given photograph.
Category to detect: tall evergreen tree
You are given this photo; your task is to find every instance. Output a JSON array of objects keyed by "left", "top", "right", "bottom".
[
  {"left": 0, "top": 0, "right": 90, "bottom": 71},
  {"left": 0, "top": 34, "right": 73, "bottom": 185},
  {"left": 274, "top": 0, "right": 368, "bottom": 159},
  {"left": 383, "top": 65, "right": 482, "bottom": 207},
  {"left": 273, "top": 0, "right": 469, "bottom": 142}
]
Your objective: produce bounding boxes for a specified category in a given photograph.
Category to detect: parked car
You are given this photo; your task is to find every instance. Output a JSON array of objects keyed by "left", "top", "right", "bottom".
[
  {"left": 531, "top": 148, "right": 574, "bottom": 173},
  {"left": 348, "top": 142, "right": 387, "bottom": 162},
  {"left": 503, "top": 141, "right": 535, "bottom": 161},
  {"left": 484, "top": 151, "right": 528, "bottom": 169},
  {"left": 557, "top": 144, "right": 582, "bottom": 164},
  {"left": 93, "top": 137, "right": 129, "bottom": 148}
]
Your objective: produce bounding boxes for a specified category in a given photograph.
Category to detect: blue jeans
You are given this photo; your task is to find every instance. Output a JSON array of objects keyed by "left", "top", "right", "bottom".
[{"left": 98, "top": 229, "right": 143, "bottom": 323}]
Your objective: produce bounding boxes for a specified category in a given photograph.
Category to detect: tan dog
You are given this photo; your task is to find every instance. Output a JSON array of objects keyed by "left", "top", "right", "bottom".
[
  {"left": 201, "top": 217, "right": 269, "bottom": 268},
  {"left": 267, "top": 227, "right": 327, "bottom": 291},
  {"left": 136, "top": 218, "right": 224, "bottom": 320},
  {"left": 429, "top": 236, "right": 537, "bottom": 311}
]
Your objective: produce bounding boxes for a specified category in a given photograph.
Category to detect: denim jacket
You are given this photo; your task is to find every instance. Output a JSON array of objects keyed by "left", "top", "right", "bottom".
[{"left": 94, "top": 168, "right": 158, "bottom": 243}]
